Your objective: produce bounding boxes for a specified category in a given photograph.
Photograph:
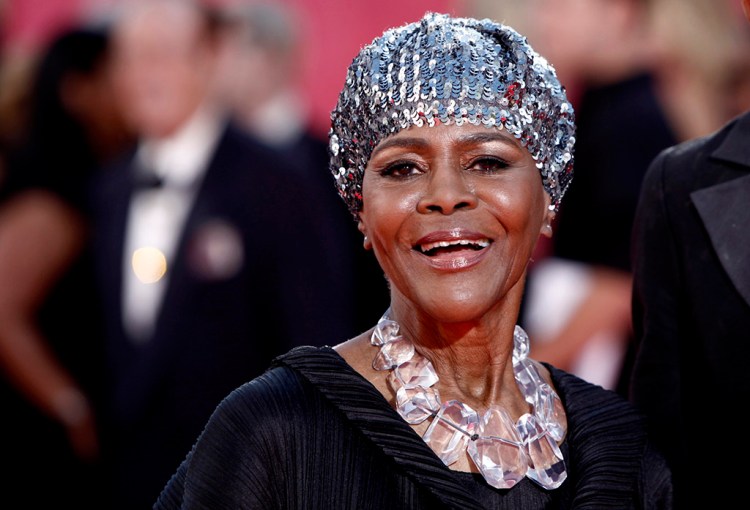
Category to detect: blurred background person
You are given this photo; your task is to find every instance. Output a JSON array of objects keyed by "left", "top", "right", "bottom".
[
  {"left": 0, "top": 22, "right": 133, "bottom": 509},
  {"left": 648, "top": 0, "right": 750, "bottom": 141},
  {"left": 214, "top": 0, "right": 389, "bottom": 333},
  {"left": 214, "top": 1, "right": 312, "bottom": 148},
  {"left": 90, "top": 0, "right": 357, "bottom": 507}
]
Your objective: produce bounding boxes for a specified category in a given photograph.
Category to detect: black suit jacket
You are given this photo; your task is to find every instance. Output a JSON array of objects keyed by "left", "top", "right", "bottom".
[
  {"left": 254, "top": 126, "right": 390, "bottom": 332},
  {"left": 629, "top": 111, "right": 750, "bottom": 509},
  {"left": 89, "top": 120, "right": 358, "bottom": 509}
]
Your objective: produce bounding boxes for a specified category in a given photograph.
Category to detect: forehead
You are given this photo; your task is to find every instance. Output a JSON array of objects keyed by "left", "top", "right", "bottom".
[
  {"left": 371, "top": 122, "right": 528, "bottom": 154},
  {"left": 114, "top": 3, "right": 204, "bottom": 55}
]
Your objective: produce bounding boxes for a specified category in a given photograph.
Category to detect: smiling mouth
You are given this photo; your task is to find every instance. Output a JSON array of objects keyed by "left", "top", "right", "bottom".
[{"left": 416, "top": 238, "right": 491, "bottom": 256}]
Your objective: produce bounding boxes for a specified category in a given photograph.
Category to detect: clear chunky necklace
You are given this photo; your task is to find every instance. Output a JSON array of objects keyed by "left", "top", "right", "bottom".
[{"left": 371, "top": 309, "right": 567, "bottom": 490}]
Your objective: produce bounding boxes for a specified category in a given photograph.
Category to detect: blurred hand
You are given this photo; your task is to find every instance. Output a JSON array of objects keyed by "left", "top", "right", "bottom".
[
  {"left": 53, "top": 388, "right": 100, "bottom": 462},
  {"left": 66, "top": 411, "right": 100, "bottom": 462}
]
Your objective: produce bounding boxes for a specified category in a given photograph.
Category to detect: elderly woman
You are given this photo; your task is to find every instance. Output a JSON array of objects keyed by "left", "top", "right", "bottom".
[{"left": 155, "top": 13, "right": 671, "bottom": 509}]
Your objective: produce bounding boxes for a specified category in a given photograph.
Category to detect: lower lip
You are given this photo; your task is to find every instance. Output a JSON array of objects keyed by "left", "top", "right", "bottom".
[{"left": 418, "top": 246, "right": 489, "bottom": 271}]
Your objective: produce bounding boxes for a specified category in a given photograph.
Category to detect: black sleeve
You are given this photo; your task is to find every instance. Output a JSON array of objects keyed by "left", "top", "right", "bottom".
[
  {"left": 629, "top": 149, "right": 683, "bottom": 469},
  {"left": 153, "top": 366, "right": 311, "bottom": 509}
]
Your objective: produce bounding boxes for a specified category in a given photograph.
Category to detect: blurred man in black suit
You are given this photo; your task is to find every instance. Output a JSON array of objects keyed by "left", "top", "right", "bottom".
[{"left": 90, "top": 1, "right": 354, "bottom": 507}]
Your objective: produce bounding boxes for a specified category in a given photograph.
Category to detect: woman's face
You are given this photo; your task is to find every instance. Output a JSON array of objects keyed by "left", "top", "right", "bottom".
[{"left": 358, "top": 122, "right": 553, "bottom": 322}]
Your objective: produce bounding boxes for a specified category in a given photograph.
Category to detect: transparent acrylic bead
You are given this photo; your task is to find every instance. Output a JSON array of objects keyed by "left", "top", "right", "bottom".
[
  {"left": 372, "top": 336, "right": 414, "bottom": 370},
  {"left": 512, "top": 325, "right": 530, "bottom": 362},
  {"left": 392, "top": 354, "right": 438, "bottom": 389},
  {"left": 517, "top": 413, "right": 567, "bottom": 489},
  {"left": 514, "top": 357, "right": 545, "bottom": 404},
  {"left": 423, "top": 400, "right": 478, "bottom": 466},
  {"left": 467, "top": 406, "right": 528, "bottom": 489},
  {"left": 536, "top": 383, "right": 567, "bottom": 442},
  {"left": 371, "top": 315, "right": 400, "bottom": 346},
  {"left": 395, "top": 385, "right": 441, "bottom": 424}
]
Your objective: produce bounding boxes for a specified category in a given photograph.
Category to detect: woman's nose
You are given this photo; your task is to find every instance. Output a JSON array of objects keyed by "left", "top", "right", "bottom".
[{"left": 416, "top": 164, "right": 478, "bottom": 214}]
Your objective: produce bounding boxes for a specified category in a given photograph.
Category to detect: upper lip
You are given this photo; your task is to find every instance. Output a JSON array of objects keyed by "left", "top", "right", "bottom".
[{"left": 413, "top": 229, "right": 492, "bottom": 254}]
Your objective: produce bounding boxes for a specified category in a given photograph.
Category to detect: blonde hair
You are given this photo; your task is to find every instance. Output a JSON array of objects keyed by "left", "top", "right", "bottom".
[{"left": 648, "top": 0, "right": 750, "bottom": 138}]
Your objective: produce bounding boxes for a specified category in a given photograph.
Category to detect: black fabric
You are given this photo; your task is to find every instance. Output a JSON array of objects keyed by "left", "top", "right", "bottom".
[
  {"left": 629, "top": 111, "right": 750, "bottom": 510},
  {"left": 156, "top": 346, "right": 671, "bottom": 509},
  {"left": 248, "top": 126, "right": 390, "bottom": 335}
]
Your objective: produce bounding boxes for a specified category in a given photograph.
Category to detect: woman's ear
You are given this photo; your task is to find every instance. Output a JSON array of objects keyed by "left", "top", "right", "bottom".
[
  {"left": 540, "top": 200, "right": 556, "bottom": 238},
  {"left": 541, "top": 220, "right": 554, "bottom": 238},
  {"left": 357, "top": 219, "right": 372, "bottom": 250}
]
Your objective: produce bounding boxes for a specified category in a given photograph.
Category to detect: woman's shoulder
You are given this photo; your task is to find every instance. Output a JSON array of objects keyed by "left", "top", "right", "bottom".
[
  {"left": 189, "top": 346, "right": 349, "bottom": 461},
  {"left": 159, "top": 347, "right": 352, "bottom": 509},
  {"left": 214, "top": 345, "right": 368, "bottom": 418},
  {"left": 190, "top": 344, "right": 394, "bottom": 474},
  {"left": 219, "top": 346, "right": 337, "bottom": 399}
]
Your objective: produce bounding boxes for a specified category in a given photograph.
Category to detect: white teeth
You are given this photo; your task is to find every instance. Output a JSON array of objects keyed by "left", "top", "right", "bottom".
[{"left": 419, "top": 238, "right": 490, "bottom": 253}]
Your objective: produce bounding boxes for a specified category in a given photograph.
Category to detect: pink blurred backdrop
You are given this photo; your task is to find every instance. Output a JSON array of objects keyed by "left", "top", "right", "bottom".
[{"left": 1, "top": 0, "right": 467, "bottom": 137}]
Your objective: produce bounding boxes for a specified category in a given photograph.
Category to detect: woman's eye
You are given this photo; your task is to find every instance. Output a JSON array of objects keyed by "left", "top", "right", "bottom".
[
  {"left": 381, "top": 161, "right": 422, "bottom": 178},
  {"left": 470, "top": 157, "right": 510, "bottom": 173}
]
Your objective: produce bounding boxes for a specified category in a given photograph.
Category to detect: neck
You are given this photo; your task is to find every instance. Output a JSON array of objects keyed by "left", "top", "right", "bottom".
[{"left": 386, "top": 298, "right": 526, "bottom": 415}]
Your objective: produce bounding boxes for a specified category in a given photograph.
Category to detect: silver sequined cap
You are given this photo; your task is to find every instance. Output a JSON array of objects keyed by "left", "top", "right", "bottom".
[{"left": 329, "top": 12, "right": 576, "bottom": 218}]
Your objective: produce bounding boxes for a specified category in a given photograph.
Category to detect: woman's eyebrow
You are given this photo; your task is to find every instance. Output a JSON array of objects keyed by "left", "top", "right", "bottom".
[
  {"left": 372, "top": 131, "right": 520, "bottom": 157},
  {"left": 459, "top": 131, "right": 519, "bottom": 147},
  {"left": 371, "top": 137, "right": 428, "bottom": 156}
]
